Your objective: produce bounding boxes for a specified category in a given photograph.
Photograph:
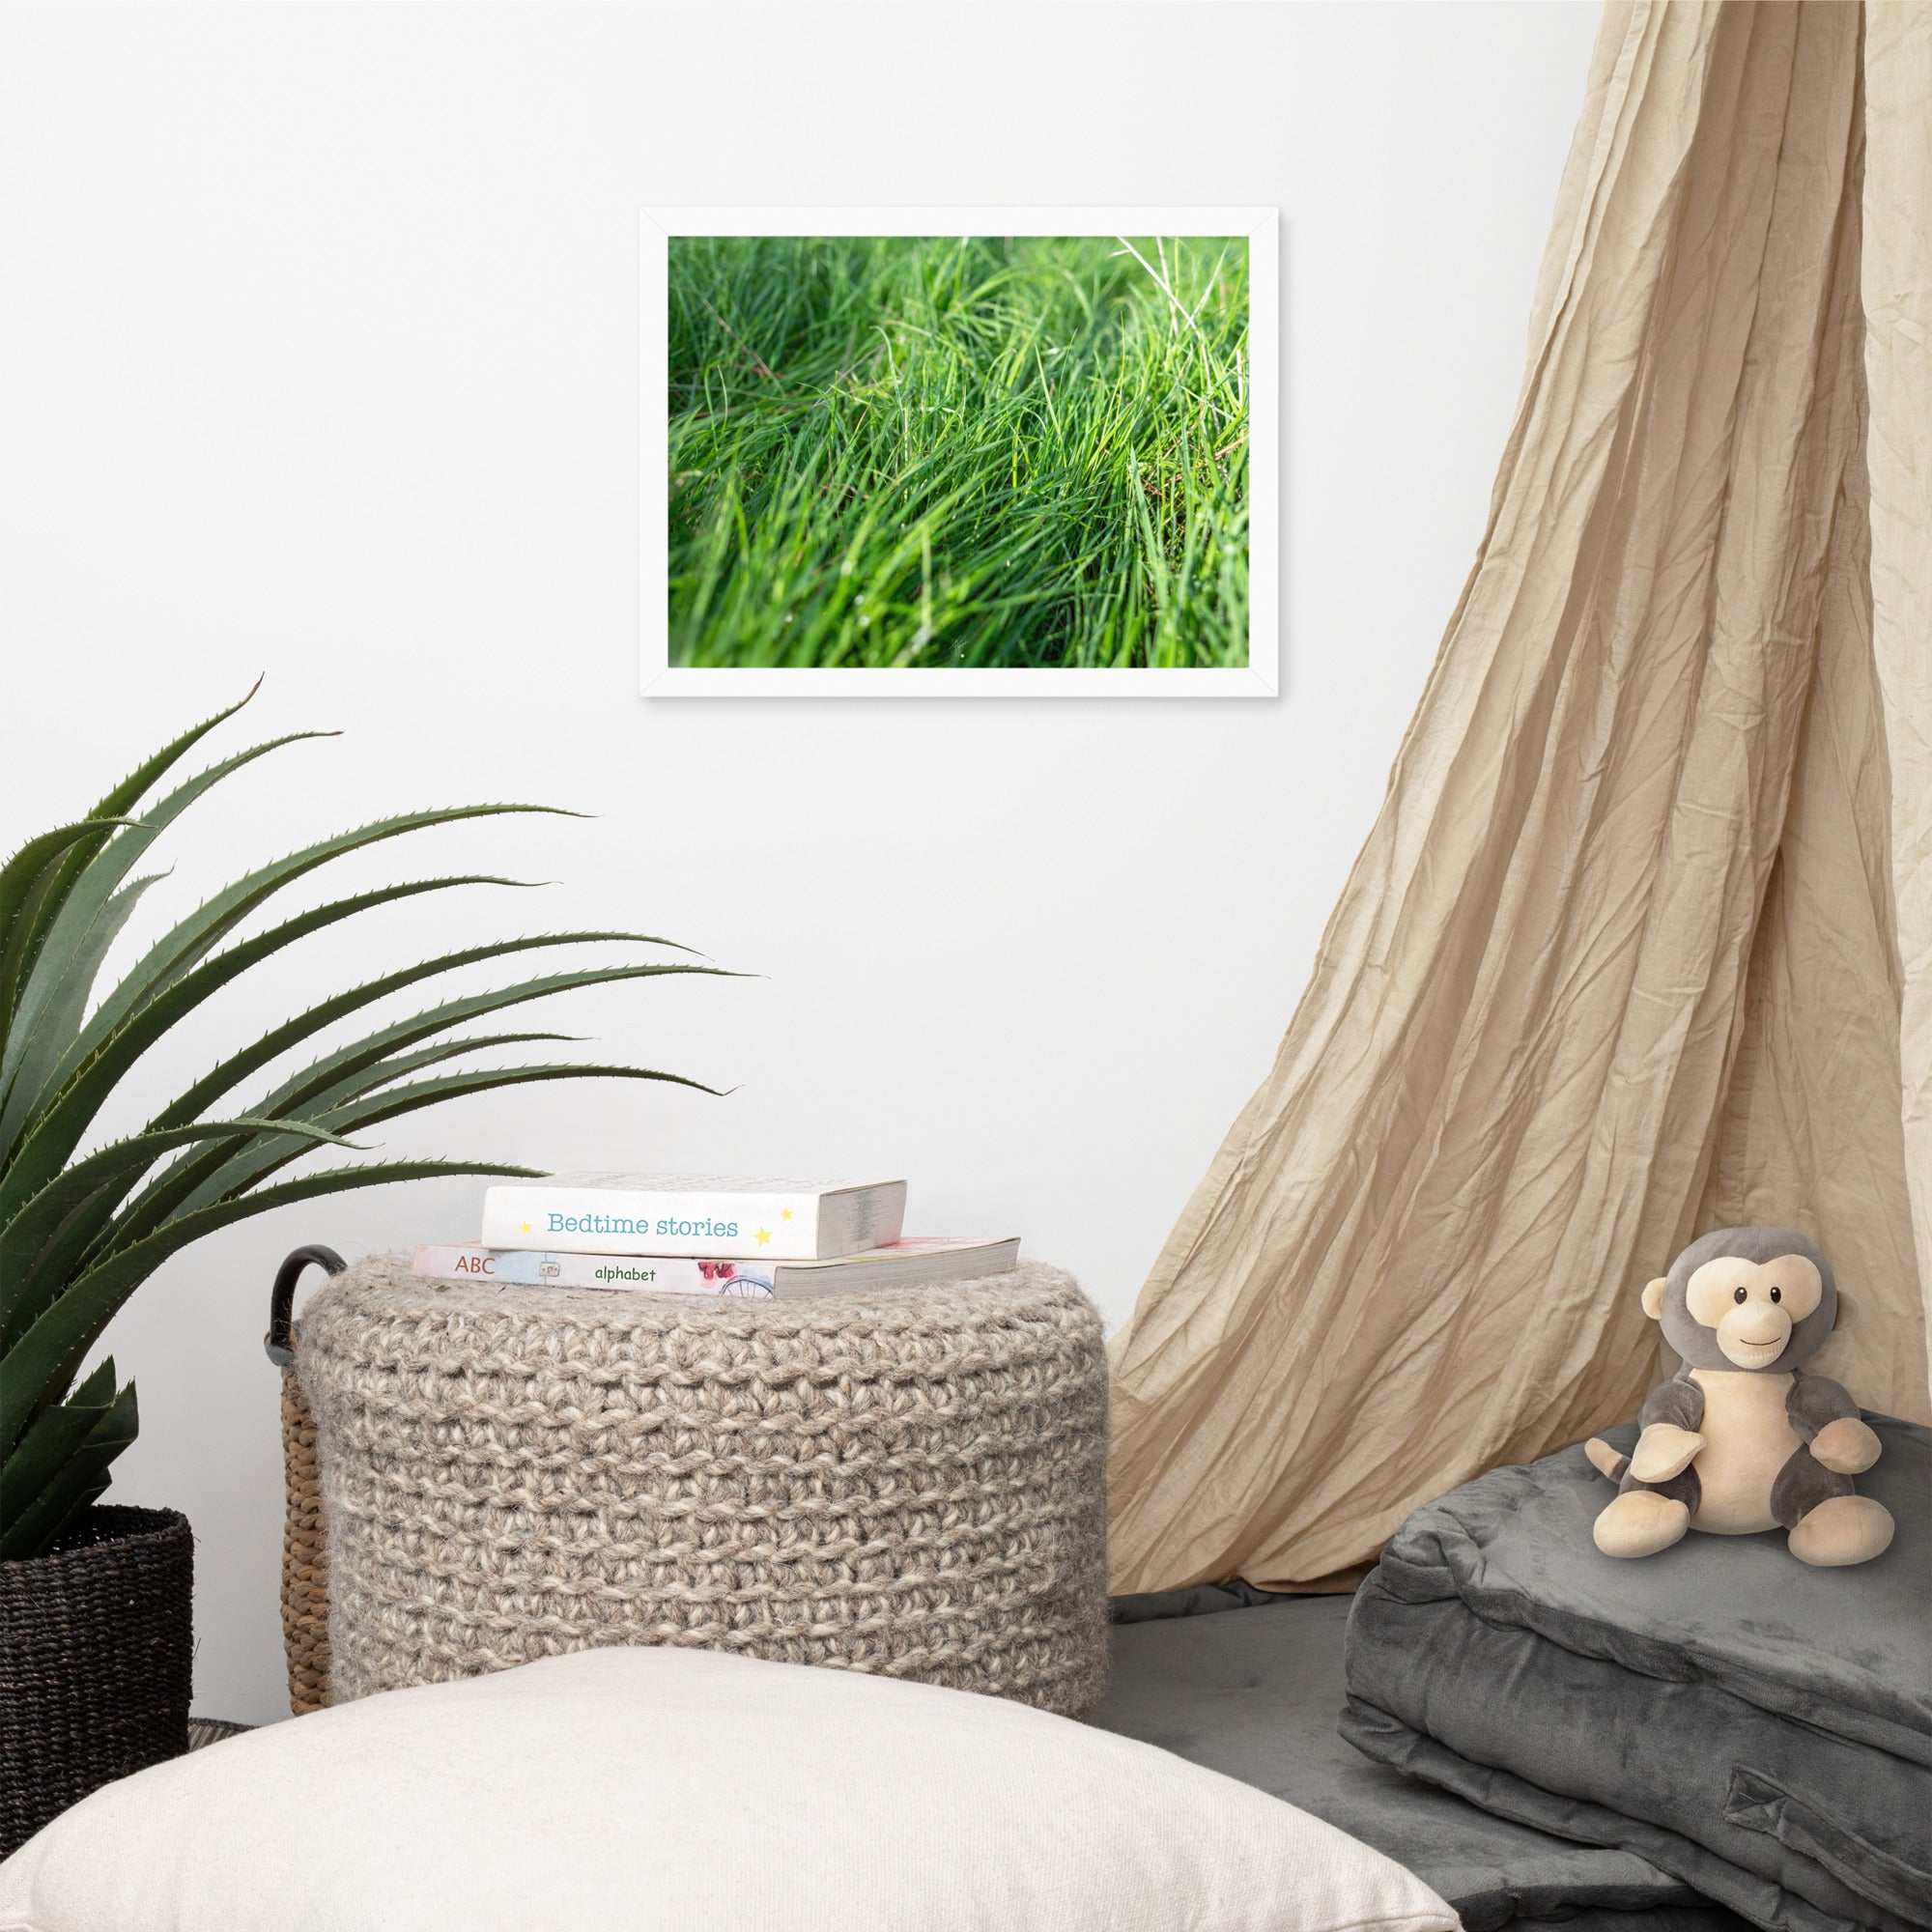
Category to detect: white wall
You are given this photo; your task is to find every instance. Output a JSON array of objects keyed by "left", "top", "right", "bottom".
[{"left": 0, "top": 0, "right": 1598, "bottom": 1724}]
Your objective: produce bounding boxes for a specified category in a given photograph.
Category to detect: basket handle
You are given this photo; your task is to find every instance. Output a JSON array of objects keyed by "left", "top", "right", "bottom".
[{"left": 265, "top": 1245, "right": 347, "bottom": 1368}]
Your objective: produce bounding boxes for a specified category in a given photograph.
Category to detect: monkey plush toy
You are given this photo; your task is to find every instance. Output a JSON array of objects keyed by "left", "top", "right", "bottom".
[{"left": 1587, "top": 1227, "right": 1894, "bottom": 1567}]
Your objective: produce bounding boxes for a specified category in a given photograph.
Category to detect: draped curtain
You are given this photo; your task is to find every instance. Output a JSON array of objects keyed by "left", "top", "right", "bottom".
[{"left": 1107, "top": 0, "right": 1932, "bottom": 1597}]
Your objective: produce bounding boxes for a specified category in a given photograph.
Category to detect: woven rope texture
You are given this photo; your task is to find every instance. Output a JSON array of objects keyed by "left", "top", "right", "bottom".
[
  {"left": 0, "top": 1506, "right": 192, "bottom": 1859},
  {"left": 298, "top": 1254, "right": 1110, "bottom": 1715},
  {"left": 279, "top": 1360, "right": 332, "bottom": 1715}
]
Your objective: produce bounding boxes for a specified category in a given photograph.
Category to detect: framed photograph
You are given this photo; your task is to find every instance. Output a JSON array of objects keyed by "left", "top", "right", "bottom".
[{"left": 641, "top": 207, "right": 1277, "bottom": 696}]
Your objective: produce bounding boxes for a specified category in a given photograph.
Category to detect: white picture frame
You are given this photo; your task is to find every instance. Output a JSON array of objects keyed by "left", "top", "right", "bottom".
[{"left": 641, "top": 206, "right": 1277, "bottom": 697}]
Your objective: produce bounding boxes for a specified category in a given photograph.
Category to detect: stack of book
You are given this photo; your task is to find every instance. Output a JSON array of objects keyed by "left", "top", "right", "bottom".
[{"left": 413, "top": 1176, "right": 1020, "bottom": 1300}]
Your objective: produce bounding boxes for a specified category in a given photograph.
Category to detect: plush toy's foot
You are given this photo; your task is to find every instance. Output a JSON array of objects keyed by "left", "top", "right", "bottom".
[
  {"left": 1594, "top": 1490, "right": 1690, "bottom": 1558},
  {"left": 1583, "top": 1437, "right": 1626, "bottom": 1480},
  {"left": 1788, "top": 1494, "right": 1894, "bottom": 1567}
]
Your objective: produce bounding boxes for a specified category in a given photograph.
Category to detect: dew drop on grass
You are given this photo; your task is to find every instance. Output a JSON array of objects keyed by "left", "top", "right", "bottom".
[{"left": 859, "top": 614, "right": 871, "bottom": 629}]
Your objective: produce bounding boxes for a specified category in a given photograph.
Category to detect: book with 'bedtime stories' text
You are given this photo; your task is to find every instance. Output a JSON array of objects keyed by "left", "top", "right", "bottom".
[{"left": 477, "top": 1175, "right": 908, "bottom": 1260}]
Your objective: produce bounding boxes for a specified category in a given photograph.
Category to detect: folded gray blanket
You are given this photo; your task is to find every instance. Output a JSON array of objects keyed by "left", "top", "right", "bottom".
[
  {"left": 1342, "top": 1416, "right": 1931, "bottom": 1932},
  {"left": 1097, "top": 1586, "right": 1753, "bottom": 1932}
]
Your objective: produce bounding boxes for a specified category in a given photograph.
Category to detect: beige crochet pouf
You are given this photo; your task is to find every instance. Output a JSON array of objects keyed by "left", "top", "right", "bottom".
[{"left": 297, "top": 1254, "right": 1110, "bottom": 1717}]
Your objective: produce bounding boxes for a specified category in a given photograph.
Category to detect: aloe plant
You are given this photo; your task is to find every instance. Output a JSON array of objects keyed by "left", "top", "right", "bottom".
[{"left": 0, "top": 688, "right": 724, "bottom": 1561}]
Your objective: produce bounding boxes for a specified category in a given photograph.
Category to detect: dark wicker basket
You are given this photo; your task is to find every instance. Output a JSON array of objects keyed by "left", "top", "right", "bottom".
[{"left": 0, "top": 1504, "right": 193, "bottom": 1858}]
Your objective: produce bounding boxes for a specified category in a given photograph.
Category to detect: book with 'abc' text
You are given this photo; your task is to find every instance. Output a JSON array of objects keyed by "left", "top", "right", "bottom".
[{"left": 413, "top": 1235, "right": 1019, "bottom": 1299}]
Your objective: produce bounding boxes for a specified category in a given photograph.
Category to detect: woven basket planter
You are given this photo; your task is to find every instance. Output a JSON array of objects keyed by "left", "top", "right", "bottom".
[
  {"left": 0, "top": 1505, "right": 192, "bottom": 1859},
  {"left": 295, "top": 1252, "right": 1111, "bottom": 1716}
]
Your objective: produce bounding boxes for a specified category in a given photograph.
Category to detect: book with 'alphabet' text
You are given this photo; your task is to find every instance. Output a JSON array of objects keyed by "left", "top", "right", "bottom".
[{"left": 412, "top": 1235, "right": 1019, "bottom": 1299}]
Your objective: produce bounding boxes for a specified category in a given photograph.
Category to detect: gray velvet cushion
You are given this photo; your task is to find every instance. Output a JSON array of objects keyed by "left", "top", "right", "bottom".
[
  {"left": 1341, "top": 1417, "right": 1931, "bottom": 1932},
  {"left": 1094, "top": 1587, "right": 1752, "bottom": 1932}
]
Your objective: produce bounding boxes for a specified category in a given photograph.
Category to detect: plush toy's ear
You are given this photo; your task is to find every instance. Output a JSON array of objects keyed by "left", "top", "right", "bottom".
[
  {"left": 1833, "top": 1290, "right": 1855, "bottom": 1333},
  {"left": 1641, "top": 1277, "right": 1667, "bottom": 1321}
]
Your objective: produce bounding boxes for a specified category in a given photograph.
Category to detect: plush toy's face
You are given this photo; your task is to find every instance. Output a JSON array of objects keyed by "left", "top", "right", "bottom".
[
  {"left": 1639, "top": 1226, "right": 1836, "bottom": 1374},
  {"left": 1682, "top": 1251, "right": 1822, "bottom": 1367}
]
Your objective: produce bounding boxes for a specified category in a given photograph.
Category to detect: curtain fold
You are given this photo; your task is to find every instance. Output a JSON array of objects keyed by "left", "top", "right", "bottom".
[
  {"left": 1107, "top": 0, "right": 1932, "bottom": 1597},
  {"left": 1861, "top": 3, "right": 1932, "bottom": 1402}
]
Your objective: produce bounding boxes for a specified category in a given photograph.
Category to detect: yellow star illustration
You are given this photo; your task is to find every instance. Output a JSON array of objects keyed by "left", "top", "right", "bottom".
[
  {"left": 781, "top": 1208, "right": 793, "bottom": 1221},
  {"left": 520, "top": 1221, "right": 531, "bottom": 1235},
  {"left": 755, "top": 1226, "right": 774, "bottom": 1247}
]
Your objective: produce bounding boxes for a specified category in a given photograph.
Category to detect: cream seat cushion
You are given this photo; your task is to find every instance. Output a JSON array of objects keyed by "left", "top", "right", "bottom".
[{"left": 0, "top": 1645, "right": 1458, "bottom": 1932}]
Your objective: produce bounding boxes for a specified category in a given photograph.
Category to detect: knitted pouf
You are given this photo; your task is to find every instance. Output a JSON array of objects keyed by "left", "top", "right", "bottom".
[{"left": 297, "top": 1254, "right": 1110, "bottom": 1717}]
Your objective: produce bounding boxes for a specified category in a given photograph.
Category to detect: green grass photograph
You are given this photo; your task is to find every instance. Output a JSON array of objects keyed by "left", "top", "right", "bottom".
[{"left": 666, "top": 233, "right": 1251, "bottom": 672}]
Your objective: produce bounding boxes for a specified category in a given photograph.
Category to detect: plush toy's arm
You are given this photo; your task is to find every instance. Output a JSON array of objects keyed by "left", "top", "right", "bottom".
[
  {"left": 1787, "top": 1374, "right": 1881, "bottom": 1475},
  {"left": 1629, "top": 1375, "right": 1705, "bottom": 1483},
  {"left": 1638, "top": 1376, "right": 1704, "bottom": 1431}
]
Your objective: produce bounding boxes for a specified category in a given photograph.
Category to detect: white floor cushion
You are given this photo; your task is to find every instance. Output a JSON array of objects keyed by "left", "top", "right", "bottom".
[{"left": 0, "top": 1645, "right": 1459, "bottom": 1932}]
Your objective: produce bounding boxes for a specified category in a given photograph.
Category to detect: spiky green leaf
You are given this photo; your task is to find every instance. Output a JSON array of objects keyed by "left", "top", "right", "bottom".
[
  {"left": 148, "top": 934, "right": 702, "bottom": 1134},
  {"left": 0, "top": 1357, "right": 119, "bottom": 1548},
  {"left": 0, "top": 1115, "right": 358, "bottom": 1343},
  {"left": 61, "top": 803, "right": 587, "bottom": 1099},
  {"left": 0, "top": 729, "right": 335, "bottom": 1148},
  {"left": 100, "top": 1031, "right": 583, "bottom": 1257},
  {"left": 0, "top": 909, "right": 653, "bottom": 1228},
  {"left": 0, "top": 871, "right": 165, "bottom": 1149},
  {"left": 0, "top": 1377, "right": 139, "bottom": 1559},
  {"left": 156, "top": 1061, "right": 715, "bottom": 1225},
  {"left": 0, "top": 682, "right": 263, "bottom": 1037},
  {"left": 93, "top": 958, "right": 724, "bottom": 1258},
  {"left": 2, "top": 1159, "right": 542, "bottom": 1452},
  {"left": 0, "top": 820, "right": 141, "bottom": 980}
]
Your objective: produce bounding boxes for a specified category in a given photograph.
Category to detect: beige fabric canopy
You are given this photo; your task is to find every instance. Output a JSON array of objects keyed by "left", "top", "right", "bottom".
[{"left": 1108, "top": 0, "right": 1932, "bottom": 1598}]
